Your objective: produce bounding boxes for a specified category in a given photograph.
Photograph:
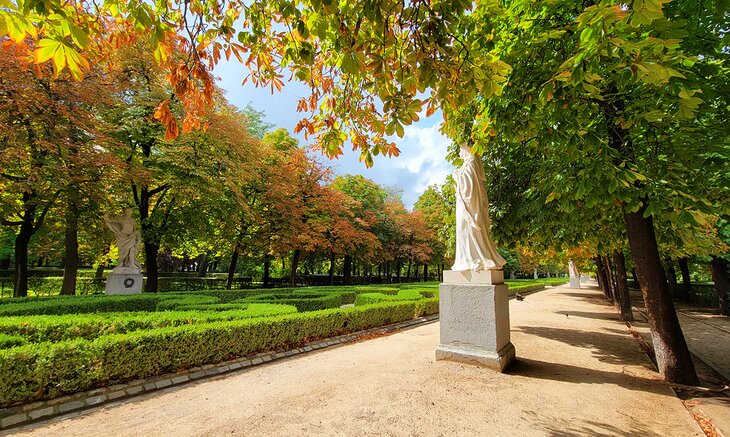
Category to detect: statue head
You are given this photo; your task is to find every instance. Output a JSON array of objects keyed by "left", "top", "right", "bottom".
[
  {"left": 459, "top": 144, "right": 473, "bottom": 161},
  {"left": 123, "top": 207, "right": 133, "bottom": 217}
]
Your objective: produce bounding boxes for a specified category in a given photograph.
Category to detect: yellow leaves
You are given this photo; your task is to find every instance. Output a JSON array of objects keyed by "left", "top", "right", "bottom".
[
  {"left": 2, "top": 10, "right": 37, "bottom": 44},
  {"left": 33, "top": 38, "right": 89, "bottom": 80}
]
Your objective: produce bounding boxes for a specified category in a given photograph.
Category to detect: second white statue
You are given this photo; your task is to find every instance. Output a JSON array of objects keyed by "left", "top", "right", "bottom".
[{"left": 451, "top": 144, "right": 506, "bottom": 272}]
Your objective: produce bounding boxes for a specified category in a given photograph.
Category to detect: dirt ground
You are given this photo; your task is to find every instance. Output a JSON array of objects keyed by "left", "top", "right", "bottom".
[{"left": 12, "top": 284, "right": 706, "bottom": 436}]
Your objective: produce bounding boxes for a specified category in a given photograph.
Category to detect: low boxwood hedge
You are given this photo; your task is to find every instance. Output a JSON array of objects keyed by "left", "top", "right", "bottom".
[
  {"left": 355, "top": 289, "right": 429, "bottom": 306},
  {"left": 0, "top": 299, "right": 438, "bottom": 407},
  {"left": 238, "top": 292, "right": 346, "bottom": 312},
  {"left": 0, "top": 304, "right": 297, "bottom": 344}
]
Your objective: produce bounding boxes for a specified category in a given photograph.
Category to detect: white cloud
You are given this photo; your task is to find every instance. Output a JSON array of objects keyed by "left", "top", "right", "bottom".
[{"left": 214, "top": 59, "right": 454, "bottom": 209}]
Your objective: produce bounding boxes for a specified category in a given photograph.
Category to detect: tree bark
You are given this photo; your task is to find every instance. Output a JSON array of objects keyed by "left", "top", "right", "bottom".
[
  {"left": 406, "top": 259, "right": 412, "bottom": 279},
  {"left": 263, "top": 254, "right": 271, "bottom": 288},
  {"left": 423, "top": 263, "right": 428, "bottom": 282},
  {"left": 226, "top": 243, "right": 240, "bottom": 289},
  {"left": 710, "top": 256, "right": 729, "bottom": 316},
  {"left": 613, "top": 250, "right": 633, "bottom": 322},
  {"left": 290, "top": 249, "right": 300, "bottom": 287},
  {"left": 13, "top": 223, "right": 32, "bottom": 297},
  {"left": 665, "top": 258, "right": 678, "bottom": 297},
  {"left": 343, "top": 255, "right": 352, "bottom": 285},
  {"left": 594, "top": 256, "right": 610, "bottom": 300},
  {"left": 197, "top": 254, "right": 208, "bottom": 277},
  {"left": 677, "top": 257, "right": 691, "bottom": 301},
  {"left": 604, "top": 255, "right": 617, "bottom": 304},
  {"left": 143, "top": 242, "right": 159, "bottom": 292},
  {"left": 624, "top": 203, "right": 698, "bottom": 385},
  {"left": 60, "top": 199, "right": 79, "bottom": 295}
]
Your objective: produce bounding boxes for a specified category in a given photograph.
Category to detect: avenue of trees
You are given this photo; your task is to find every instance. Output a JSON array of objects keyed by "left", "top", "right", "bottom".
[{"left": 2, "top": 0, "right": 728, "bottom": 386}]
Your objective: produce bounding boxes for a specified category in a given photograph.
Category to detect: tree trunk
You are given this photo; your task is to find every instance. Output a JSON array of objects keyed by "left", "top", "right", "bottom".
[
  {"left": 13, "top": 224, "right": 32, "bottom": 297},
  {"left": 624, "top": 204, "right": 698, "bottom": 385},
  {"left": 263, "top": 254, "right": 271, "bottom": 288},
  {"left": 406, "top": 259, "right": 412, "bottom": 279},
  {"left": 594, "top": 256, "right": 610, "bottom": 300},
  {"left": 290, "top": 249, "right": 300, "bottom": 287},
  {"left": 343, "top": 255, "right": 352, "bottom": 285},
  {"left": 423, "top": 263, "right": 428, "bottom": 282},
  {"left": 613, "top": 250, "right": 633, "bottom": 322},
  {"left": 197, "top": 254, "right": 208, "bottom": 277},
  {"left": 143, "top": 242, "right": 160, "bottom": 292},
  {"left": 677, "top": 257, "right": 691, "bottom": 301},
  {"left": 710, "top": 256, "right": 729, "bottom": 316},
  {"left": 226, "top": 243, "right": 240, "bottom": 289},
  {"left": 95, "top": 264, "right": 105, "bottom": 280},
  {"left": 60, "top": 199, "right": 80, "bottom": 295},
  {"left": 665, "top": 259, "right": 678, "bottom": 297},
  {"left": 328, "top": 252, "right": 336, "bottom": 285},
  {"left": 604, "top": 255, "right": 618, "bottom": 304}
]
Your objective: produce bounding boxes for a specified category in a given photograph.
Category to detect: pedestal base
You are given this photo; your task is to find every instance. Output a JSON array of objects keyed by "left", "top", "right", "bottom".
[
  {"left": 105, "top": 272, "right": 143, "bottom": 295},
  {"left": 436, "top": 342, "right": 515, "bottom": 371},
  {"left": 569, "top": 277, "right": 581, "bottom": 288},
  {"left": 436, "top": 278, "right": 515, "bottom": 372}
]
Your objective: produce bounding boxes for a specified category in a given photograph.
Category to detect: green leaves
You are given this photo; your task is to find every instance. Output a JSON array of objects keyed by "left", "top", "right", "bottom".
[{"left": 630, "top": 0, "right": 668, "bottom": 26}]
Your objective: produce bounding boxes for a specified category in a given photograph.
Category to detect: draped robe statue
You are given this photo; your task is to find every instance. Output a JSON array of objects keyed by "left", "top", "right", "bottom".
[
  {"left": 451, "top": 145, "right": 506, "bottom": 271},
  {"left": 104, "top": 208, "right": 142, "bottom": 270}
]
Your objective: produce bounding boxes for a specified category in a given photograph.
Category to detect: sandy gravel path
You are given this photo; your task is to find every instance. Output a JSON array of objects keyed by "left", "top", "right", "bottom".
[{"left": 12, "top": 285, "right": 703, "bottom": 436}]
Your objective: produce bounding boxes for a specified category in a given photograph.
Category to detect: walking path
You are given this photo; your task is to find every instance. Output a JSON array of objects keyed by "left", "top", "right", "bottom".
[{"left": 11, "top": 285, "right": 706, "bottom": 436}]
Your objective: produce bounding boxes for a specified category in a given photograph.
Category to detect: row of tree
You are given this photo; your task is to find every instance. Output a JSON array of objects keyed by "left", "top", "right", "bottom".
[{"left": 0, "top": 44, "right": 446, "bottom": 296}]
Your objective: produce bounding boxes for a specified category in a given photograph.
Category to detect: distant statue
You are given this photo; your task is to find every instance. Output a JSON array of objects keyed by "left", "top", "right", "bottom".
[
  {"left": 104, "top": 208, "right": 141, "bottom": 270},
  {"left": 569, "top": 260, "right": 580, "bottom": 278},
  {"left": 451, "top": 144, "right": 506, "bottom": 271}
]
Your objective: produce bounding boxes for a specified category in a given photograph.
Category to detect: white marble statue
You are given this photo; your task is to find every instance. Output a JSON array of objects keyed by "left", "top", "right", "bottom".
[
  {"left": 105, "top": 208, "right": 142, "bottom": 271},
  {"left": 569, "top": 259, "right": 580, "bottom": 278},
  {"left": 451, "top": 144, "right": 506, "bottom": 271}
]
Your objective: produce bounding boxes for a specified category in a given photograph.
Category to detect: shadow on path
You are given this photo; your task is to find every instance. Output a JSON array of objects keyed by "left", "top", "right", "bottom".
[
  {"left": 507, "top": 357, "right": 668, "bottom": 397},
  {"left": 555, "top": 310, "right": 622, "bottom": 321},
  {"left": 522, "top": 409, "right": 666, "bottom": 437},
  {"left": 515, "top": 325, "right": 644, "bottom": 366}
]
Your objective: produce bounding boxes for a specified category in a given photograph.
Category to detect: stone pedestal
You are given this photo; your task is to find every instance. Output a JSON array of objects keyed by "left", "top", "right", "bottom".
[
  {"left": 436, "top": 270, "right": 515, "bottom": 372},
  {"left": 105, "top": 267, "right": 143, "bottom": 295},
  {"left": 569, "top": 277, "right": 581, "bottom": 288}
]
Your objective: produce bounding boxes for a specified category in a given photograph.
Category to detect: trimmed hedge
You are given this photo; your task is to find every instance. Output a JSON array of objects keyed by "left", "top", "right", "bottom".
[
  {"left": 0, "top": 300, "right": 438, "bottom": 407},
  {"left": 0, "top": 295, "right": 165, "bottom": 316},
  {"left": 239, "top": 292, "right": 347, "bottom": 311},
  {"left": 0, "top": 304, "right": 297, "bottom": 344},
  {"left": 0, "top": 334, "right": 25, "bottom": 349},
  {"left": 355, "top": 289, "right": 428, "bottom": 306}
]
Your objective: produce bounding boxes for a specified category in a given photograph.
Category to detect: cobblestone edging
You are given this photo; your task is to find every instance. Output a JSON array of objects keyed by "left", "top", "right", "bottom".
[{"left": 0, "top": 314, "right": 440, "bottom": 431}]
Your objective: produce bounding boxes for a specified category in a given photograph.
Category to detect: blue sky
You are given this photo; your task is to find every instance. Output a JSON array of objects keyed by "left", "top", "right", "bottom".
[{"left": 213, "top": 60, "right": 455, "bottom": 209}]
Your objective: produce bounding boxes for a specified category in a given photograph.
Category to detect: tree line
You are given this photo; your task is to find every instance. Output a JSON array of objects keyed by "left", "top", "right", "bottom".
[{"left": 0, "top": 45, "right": 444, "bottom": 296}]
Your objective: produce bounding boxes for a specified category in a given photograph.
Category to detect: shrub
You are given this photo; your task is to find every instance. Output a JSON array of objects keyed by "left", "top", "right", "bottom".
[
  {"left": 0, "top": 300, "right": 438, "bottom": 407},
  {"left": 155, "top": 295, "right": 221, "bottom": 311},
  {"left": 0, "top": 304, "right": 297, "bottom": 344},
  {"left": 355, "top": 289, "right": 427, "bottom": 306},
  {"left": 0, "top": 333, "right": 25, "bottom": 349},
  {"left": 0, "top": 295, "right": 164, "bottom": 316},
  {"left": 239, "top": 292, "right": 346, "bottom": 311}
]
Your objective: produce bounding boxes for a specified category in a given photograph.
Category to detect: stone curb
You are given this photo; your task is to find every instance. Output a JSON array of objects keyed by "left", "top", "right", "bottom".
[{"left": 0, "top": 314, "right": 439, "bottom": 432}]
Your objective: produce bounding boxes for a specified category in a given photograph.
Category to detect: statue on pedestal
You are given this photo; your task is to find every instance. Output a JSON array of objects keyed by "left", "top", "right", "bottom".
[
  {"left": 104, "top": 208, "right": 141, "bottom": 271},
  {"left": 451, "top": 144, "right": 506, "bottom": 272}
]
